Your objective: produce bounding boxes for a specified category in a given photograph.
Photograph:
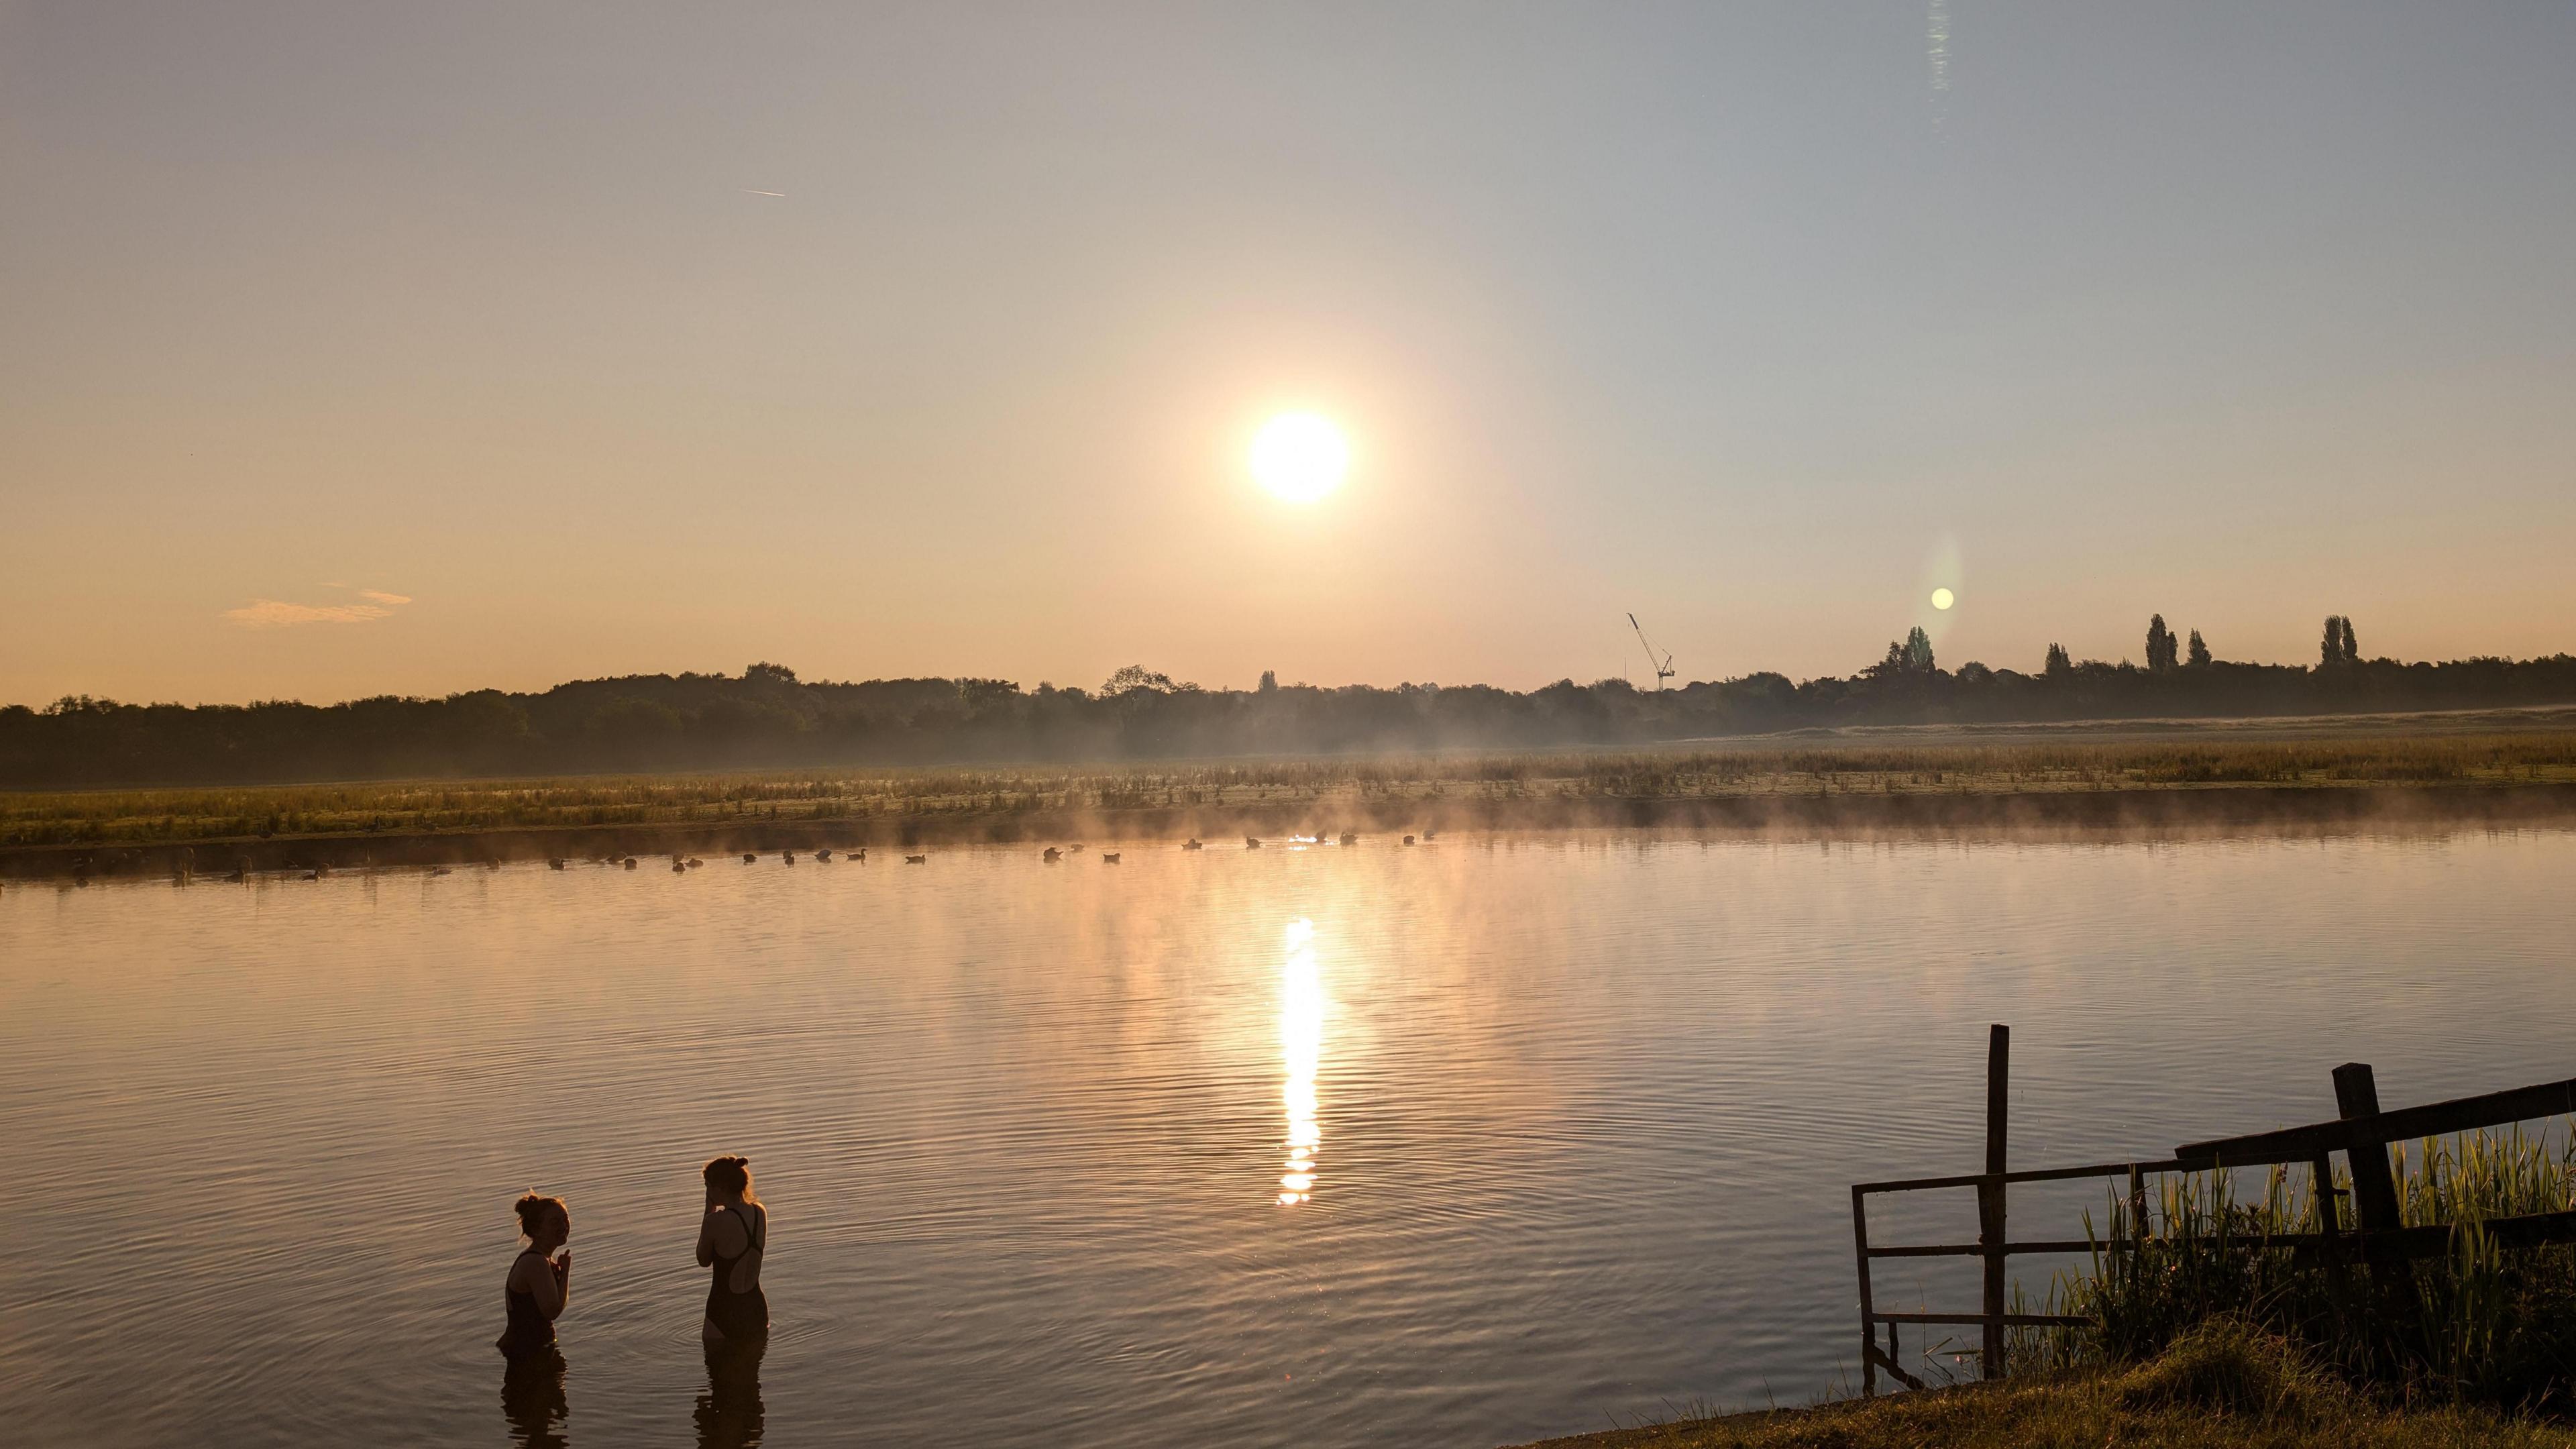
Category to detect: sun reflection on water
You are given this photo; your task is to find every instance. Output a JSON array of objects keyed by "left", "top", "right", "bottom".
[{"left": 1278, "top": 918, "right": 1324, "bottom": 1205}]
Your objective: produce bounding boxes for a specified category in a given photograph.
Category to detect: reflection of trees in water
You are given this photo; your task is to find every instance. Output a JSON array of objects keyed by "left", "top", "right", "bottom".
[
  {"left": 695, "top": 1338, "right": 767, "bottom": 1449},
  {"left": 500, "top": 1351, "right": 568, "bottom": 1449}
]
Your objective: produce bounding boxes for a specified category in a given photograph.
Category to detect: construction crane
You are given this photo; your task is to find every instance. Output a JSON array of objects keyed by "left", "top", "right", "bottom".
[{"left": 1627, "top": 612, "right": 1676, "bottom": 691}]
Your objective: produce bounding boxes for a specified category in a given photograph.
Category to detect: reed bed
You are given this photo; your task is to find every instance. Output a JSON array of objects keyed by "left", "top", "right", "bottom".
[
  {"left": 6, "top": 733, "right": 2575, "bottom": 847},
  {"left": 2008, "top": 1127, "right": 2576, "bottom": 1413}
]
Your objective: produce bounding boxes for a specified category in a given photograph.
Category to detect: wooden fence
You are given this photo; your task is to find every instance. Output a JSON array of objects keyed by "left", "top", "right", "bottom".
[{"left": 1850, "top": 1024, "right": 2576, "bottom": 1395}]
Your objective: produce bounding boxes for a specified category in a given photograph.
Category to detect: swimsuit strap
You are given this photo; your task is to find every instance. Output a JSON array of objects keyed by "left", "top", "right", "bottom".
[{"left": 716, "top": 1203, "right": 763, "bottom": 1258}]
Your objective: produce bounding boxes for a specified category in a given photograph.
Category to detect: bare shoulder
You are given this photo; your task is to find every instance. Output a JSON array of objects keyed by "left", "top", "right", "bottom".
[{"left": 708, "top": 1205, "right": 749, "bottom": 1250}]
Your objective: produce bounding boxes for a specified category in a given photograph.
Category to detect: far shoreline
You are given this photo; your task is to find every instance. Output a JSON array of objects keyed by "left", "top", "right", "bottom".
[{"left": 9, "top": 780, "right": 2576, "bottom": 882}]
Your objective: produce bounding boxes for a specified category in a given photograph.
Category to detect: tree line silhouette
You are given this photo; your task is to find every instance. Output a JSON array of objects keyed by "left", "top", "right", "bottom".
[{"left": 7, "top": 620, "right": 2575, "bottom": 788}]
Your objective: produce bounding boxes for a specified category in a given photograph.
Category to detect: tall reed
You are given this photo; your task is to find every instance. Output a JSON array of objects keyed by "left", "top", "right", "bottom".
[{"left": 2012, "top": 1126, "right": 2576, "bottom": 1412}]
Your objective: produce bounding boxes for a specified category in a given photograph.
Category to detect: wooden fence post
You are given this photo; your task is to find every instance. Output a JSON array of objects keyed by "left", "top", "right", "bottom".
[
  {"left": 2332, "top": 1061, "right": 2413, "bottom": 1326},
  {"left": 1852, "top": 1184, "right": 1877, "bottom": 1397},
  {"left": 1979, "top": 1024, "right": 2010, "bottom": 1379}
]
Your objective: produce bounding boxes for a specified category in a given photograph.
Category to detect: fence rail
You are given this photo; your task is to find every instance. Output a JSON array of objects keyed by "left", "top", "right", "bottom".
[{"left": 1849, "top": 1028, "right": 2576, "bottom": 1397}]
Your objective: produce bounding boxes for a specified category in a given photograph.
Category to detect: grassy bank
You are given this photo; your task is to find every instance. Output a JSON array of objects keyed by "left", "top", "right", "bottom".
[
  {"left": 1528, "top": 1127, "right": 2576, "bottom": 1448},
  {"left": 1519, "top": 1320, "right": 2576, "bottom": 1448},
  {"left": 9, "top": 729, "right": 2576, "bottom": 851}
]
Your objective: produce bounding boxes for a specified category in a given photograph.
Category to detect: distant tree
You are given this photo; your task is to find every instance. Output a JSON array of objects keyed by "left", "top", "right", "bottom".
[
  {"left": 1955, "top": 660, "right": 1994, "bottom": 682},
  {"left": 2341, "top": 616, "right": 2360, "bottom": 665},
  {"left": 1905, "top": 627, "right": 1935, "bottom": 674},
  {"left": 2145, "top": 615, "right": 2178, "bottom": 672},
  {"left": 2186, "top": 629, "right": 2212, "bottom": 668},
  {"left": 2045, "top": 643, "right": 2072, "bottom": 676},
  {"left": 1258, "top": 669, "right": 1278, "bottom": 693},
  {"left": 744, "top": 661, "right": 799, "bottom": 686},
  {"left": 2320, "top": 617, "right": 2345, "bottom": 669},
  {"left": 1866, "top": 640, "right": 1909, "bottom": 679},
  {"left": 1102, "top": 665, "right": 1177, "bottom": 696}
]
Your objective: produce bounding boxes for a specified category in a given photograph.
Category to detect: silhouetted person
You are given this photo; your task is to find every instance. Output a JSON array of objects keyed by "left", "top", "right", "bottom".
[
  {"left": 696, "top": 1155, "right": 769, "bottom": 1348},
  {"left": 496, "top": 1193, "right": 572, "bottom": 1360},
  {"left": 694, "top": 1334, "right": 767, "bottom": 1448}
]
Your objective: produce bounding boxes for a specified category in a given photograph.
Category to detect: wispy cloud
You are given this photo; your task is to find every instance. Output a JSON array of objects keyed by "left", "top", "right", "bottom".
[
  {"left": 741, "top": 188, "right": 786, "bottom": 198},
  {"left": 223, "top": 584, "right": 415, "bottom": 627},
  {"left": 225, "top": 599, "right": 395, "bottom": 627}
]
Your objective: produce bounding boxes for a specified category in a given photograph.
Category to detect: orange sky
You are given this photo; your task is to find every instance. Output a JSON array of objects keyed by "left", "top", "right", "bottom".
[{"left": 5, "top": 3, "right": 2573, "bottom": 706}]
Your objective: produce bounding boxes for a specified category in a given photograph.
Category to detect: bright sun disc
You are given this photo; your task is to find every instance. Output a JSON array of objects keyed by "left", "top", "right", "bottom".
[
  {"left": 1249, "top": 413, "right": 1348, "bottom": 503},
  {"left": 1931, "top": 587, "right": 1955, "bottom": 610}
]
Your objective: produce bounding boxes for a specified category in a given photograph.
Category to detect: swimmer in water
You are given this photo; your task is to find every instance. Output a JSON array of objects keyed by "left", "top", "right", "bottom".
[
  {"left": 696, "top": 1155, "right": 769, "bottom": 1347},
  {"left": 496, "top": 1193, "right": 571, "bottom": 1359}
]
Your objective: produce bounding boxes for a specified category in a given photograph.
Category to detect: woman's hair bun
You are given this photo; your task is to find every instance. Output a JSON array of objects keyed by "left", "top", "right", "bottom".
[
  {"left": 702, "top": 1155, "right": 753, "bottom": 1193},
  {"left": 513, "top": 1191, "right": 567, "bottom": 1235}
]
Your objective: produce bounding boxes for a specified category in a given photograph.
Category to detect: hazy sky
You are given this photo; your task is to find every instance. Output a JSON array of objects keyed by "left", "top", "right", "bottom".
[{"left": 5, "top": 2, "right": 2573, "bottom": 706}]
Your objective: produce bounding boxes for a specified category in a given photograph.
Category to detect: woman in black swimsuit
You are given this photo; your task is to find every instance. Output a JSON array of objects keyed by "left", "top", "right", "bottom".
[
  {"left": 696, "top": 1156, "right": 768, "bottom": 1346},
  {"left": 496, "top": 1193, "right": 572, "bottom": 1359}
]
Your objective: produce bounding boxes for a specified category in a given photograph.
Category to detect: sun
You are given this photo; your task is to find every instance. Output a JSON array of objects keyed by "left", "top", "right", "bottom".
[
  {"left": 1248, "top": 413, "right": 1349, "bottom": 503},
  {"left": 1931, "top": 587, "right": 1955, "bottom": 610}
]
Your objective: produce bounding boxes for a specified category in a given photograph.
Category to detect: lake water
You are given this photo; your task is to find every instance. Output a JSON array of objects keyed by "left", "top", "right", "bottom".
[{"left": 5, "top": 828, "right": 2573, "bottom": 1448}]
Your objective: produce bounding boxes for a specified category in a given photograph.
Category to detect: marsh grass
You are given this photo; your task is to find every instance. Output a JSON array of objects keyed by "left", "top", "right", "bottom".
[
  {"left": 2008, "top": 1127, "right": 2576, "bottom": 1412},
  {"left": 7, "top": 733, "right": 2575, "bottom": 847}
]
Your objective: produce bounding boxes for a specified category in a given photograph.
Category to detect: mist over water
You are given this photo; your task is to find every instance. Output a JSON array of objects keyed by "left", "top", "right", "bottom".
[{"left": 5, "top": 829, "right": 2573, "bottom": 1448}]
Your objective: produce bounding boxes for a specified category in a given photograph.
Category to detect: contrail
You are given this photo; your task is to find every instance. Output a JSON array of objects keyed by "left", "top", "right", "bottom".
[
  {"left": 1927, "top": 0, "right": 1951, "bottom": 128},
  {"left": 741, "top": 188, "right": 786, "bottom": 198}
]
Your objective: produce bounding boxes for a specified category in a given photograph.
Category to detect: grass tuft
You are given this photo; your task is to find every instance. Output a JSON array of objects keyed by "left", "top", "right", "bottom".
[{"left": 2115, "top": 1317, "right": 2348, "bottom": 1423}]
